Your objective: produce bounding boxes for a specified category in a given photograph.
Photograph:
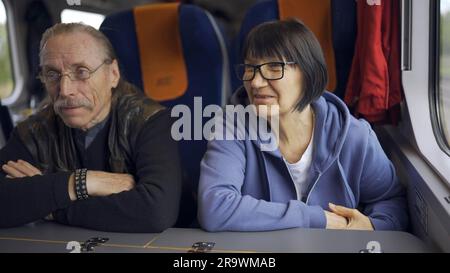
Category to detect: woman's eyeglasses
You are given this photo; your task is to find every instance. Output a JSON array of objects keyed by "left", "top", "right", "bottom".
[{"left": 235, "top": 61, "right": 296, "bottom": 81}]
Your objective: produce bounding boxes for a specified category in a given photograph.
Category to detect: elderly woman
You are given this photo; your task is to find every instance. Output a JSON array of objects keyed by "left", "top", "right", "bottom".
[{"left": 198, "top": 19, "right": 408, "bottom": 232}]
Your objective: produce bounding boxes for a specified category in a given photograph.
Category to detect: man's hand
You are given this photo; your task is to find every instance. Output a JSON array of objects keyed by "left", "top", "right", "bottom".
[
  {"left": 325, "top": 210, "right": 348, "bottom": 229},
  {"left": 2, "top": 160, "right": 56, "bottom": 219},
  {"left": 2, "top": 160, "right": 42, "bottom": 178},
  {"left": 2, "top": 160, "right": 135, "bottom": 198},
  {"left": 328, "top": 203, "right": 374, "bottom": 231},
  {"left": 86, "top": 171, "right": 135, "bottom": 197}
]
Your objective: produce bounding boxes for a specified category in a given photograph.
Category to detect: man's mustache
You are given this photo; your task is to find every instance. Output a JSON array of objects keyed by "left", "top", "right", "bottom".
[{"left": 53, "top": 98, "right": 94, "bottom": 112}]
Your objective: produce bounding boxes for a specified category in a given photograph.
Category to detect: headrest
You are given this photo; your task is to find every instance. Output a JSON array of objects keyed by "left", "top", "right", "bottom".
[
  {"left": 133, "top": 3, "right": 188, "bottom": 101},
  {"left": 278, "top": 0, "right": 336, "bottom": 91}
]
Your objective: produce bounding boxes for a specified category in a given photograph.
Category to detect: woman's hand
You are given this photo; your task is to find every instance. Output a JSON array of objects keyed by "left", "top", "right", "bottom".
[
  {"left": 325, "top": 210, "right": 348, "bottom": 229},
  {"left": 328, "top": 203, "right": 374, "bottom": 231}
]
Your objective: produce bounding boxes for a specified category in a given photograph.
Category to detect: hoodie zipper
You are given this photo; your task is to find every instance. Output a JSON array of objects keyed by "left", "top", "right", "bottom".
[
  {"left": 305, "top": 172, "right": 322, "bottom": 205},
  {"left": 283, "top": 159, "right": 299, "bottom": 200},
  {"left": 305, "top": 159, "right": 353, "bottom": 206},
  {"left": 284, "top": 158, "right": 320, "bottom": 203}
]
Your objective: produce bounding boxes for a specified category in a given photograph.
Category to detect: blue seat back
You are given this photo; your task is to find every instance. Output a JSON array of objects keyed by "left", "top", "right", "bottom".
[{"left": 100, "top": 4, "right": 229, "bottom": 227}]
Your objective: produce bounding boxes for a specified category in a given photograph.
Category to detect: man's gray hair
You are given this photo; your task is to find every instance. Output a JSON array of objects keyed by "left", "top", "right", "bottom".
[{"left": 39, "top": 23, "right": 117, "bottom": 65}]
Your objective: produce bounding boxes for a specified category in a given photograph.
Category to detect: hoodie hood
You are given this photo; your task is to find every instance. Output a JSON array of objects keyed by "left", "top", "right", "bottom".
[{"left": 229, "top": 87, "right": 351, "bottom": 172}]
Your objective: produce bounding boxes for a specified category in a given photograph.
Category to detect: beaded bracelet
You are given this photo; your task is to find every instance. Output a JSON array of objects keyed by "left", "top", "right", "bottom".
[{"left": 74, "top": 168, "right": 89, "bottom": 200}]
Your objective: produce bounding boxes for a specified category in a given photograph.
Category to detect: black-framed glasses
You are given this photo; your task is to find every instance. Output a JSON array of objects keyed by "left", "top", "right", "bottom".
[
  {"left": 38, "top": 60, "right": 112, "bottom": 85},
  {"left": 234, "top": 61, "right": 296, "bottom": 81}
]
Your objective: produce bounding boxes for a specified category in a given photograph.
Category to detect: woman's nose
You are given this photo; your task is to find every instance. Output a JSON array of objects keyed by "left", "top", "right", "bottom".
[{"left": 250, "top": 69, "right": 268, "bottom": 89}]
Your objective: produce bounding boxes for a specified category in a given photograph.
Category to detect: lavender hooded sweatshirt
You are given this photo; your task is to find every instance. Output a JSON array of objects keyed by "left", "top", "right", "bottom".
[{"left": 198, "top": 90, "right": 408, "bottom": 232}]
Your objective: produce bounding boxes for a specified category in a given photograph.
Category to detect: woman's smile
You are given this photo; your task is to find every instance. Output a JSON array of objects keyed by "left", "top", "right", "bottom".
[{"left": 252, "top": 93, "right": 277, "bottom": 104}]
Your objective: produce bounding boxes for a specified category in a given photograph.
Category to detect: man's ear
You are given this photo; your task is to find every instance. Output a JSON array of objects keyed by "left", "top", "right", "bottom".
[{"left": 110, "top": 59, "right": 120, "bottom": 88}]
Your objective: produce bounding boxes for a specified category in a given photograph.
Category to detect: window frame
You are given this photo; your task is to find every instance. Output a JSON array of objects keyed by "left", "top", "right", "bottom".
[
  {"left": 60, "top": 8, "right": 105, "bottom": 30},
  {"left": 0, "top": 0, "right": 15, "bottom": 100},
  {"left": 400, "top": 0, "right": 450, "bottom": 187},
  {"left": 0, "top": 0, "right": 25, "bottom": 107},
  {"left": 429, "top": 0, "right": 450, "bottom": 156}
]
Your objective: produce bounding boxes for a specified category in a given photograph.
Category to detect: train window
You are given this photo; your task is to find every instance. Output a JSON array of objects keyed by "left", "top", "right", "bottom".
[
  {"left": 61, "top": 9, "right": 105, "bottom": 29},
  {"left": 439, "top": 1, "right": 450, "bottom": 150},
  {"left": 0, "top": 0, "right": 14, "bottom": 99},
  {"left": 432, "top": 0, "right": 450, "bottom": 155}
]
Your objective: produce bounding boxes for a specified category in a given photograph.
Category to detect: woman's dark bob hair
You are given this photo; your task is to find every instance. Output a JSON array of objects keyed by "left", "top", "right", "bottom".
[{"left": 241, "top": 18, "right": 328, "bottom": 112}]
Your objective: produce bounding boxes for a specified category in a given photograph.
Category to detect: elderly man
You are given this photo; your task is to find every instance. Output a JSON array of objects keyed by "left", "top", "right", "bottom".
[{"left": 0, "top": 23, "right": 182, "bottom": 232}]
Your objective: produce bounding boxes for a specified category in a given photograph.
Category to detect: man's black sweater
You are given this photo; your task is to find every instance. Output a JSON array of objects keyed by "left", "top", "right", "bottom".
[{"left": 0, "top": 109, "right": 182, "bottom": 232}]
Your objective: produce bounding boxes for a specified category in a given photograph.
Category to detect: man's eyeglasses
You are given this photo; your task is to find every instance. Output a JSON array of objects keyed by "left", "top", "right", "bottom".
[
  {"left": 235, "top": 61, "right": 296, "bottom": 81},
  {"left": 39, "top": 60, "right": 112, "bottom": 85}
]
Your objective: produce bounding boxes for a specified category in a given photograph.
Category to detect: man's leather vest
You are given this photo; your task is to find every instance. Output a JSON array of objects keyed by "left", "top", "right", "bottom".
[{"left": 15, "top": 81, "right": 164, "bottom": 174}]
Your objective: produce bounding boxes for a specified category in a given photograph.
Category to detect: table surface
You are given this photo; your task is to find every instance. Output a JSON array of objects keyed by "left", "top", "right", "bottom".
[{"left": 0, "top": 221, "right": 433, "bottom": 253}]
